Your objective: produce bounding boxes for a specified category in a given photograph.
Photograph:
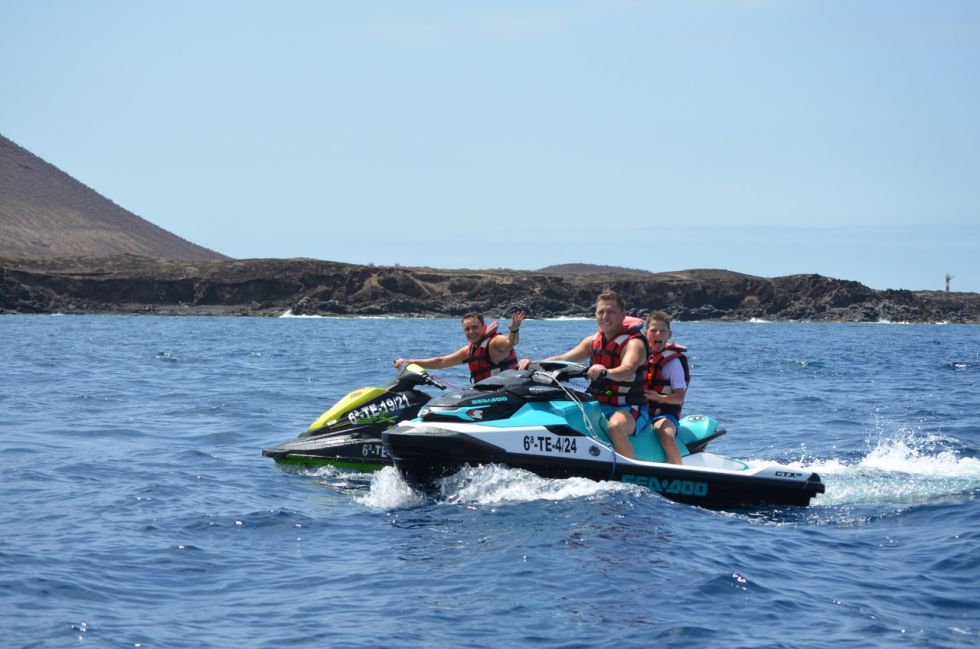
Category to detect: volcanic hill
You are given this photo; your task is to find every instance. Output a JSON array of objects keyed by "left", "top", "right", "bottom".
[{"left": 0, "top": 134, "right": 224, "bottom": 261}]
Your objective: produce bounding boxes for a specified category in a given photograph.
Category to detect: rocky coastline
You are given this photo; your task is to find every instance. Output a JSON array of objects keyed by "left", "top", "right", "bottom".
[{"left": 2, "top": 254, "right": 978, "bottom": 323}]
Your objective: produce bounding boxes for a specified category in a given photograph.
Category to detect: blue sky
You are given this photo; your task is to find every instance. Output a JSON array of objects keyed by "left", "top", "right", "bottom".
[{"left": 2, "top": 1, "right": 978, "bottom": 292}]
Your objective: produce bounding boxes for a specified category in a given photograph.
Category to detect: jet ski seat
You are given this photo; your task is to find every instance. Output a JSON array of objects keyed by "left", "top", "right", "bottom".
[{"left": 629, "top": 415, "right": 725, "bottom": 463}]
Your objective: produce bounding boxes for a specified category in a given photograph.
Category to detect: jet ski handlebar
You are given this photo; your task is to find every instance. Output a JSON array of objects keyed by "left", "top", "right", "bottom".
[
  {"left": 424, "top": 374, "right": 448, "bottom": 390},
  {"left": 526, "top": 360, "right": 589, "bottom": 382},
  {"left": 399, "top": 363, "right": 448, "bottom": 390}
]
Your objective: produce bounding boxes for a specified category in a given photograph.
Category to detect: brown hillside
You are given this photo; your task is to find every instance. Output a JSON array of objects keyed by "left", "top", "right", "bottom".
[
  {"left": 0, "top": 134, "right": 226, "bottom": 261},
  {"left": 537, "top": 263, "right": 655, "bottom": 276}
]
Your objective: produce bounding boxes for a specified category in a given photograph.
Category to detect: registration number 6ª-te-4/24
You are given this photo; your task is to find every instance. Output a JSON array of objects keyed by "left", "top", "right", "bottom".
[{"left": 523, "top": 435, "right": 577, "bottom": 454}]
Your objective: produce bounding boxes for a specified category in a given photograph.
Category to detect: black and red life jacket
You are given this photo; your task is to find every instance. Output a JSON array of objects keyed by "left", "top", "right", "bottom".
[
  {"left": 590, "top": 317, "right": 648, "bottom": 406},
  {"left": 646, "top": 343, "right": 690, "bottom": 418},
  {"left": 467, "top": 321, "right": 518, "bottom": 383}
]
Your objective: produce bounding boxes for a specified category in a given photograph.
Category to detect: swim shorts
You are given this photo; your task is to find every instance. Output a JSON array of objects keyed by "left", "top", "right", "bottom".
[
  {"left": 651, "top": 413, "right": 680, "bottom": 432},
  {"left": 600, "top": 403, "right": 650, "bottom": 436}
]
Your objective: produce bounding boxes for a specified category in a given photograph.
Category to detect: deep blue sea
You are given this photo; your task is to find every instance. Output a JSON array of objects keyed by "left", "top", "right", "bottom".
[{"left": 2, "top": 314, "right": 979, "bottom": 649}]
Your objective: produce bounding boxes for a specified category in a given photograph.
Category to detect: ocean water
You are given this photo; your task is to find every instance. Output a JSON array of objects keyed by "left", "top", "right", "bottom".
[{"left": 1, "top": 314, "right": 979, "bottom": 649}]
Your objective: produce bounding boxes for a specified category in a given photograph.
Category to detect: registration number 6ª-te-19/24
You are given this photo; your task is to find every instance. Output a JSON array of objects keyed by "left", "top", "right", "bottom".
[{"left": 523, "top": 436, "right": 577, "bottom": 454}]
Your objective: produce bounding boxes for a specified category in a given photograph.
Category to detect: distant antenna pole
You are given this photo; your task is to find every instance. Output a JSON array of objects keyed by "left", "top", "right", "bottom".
[{"left": 945, "top": 272, "right": 954, "bottom": 292}]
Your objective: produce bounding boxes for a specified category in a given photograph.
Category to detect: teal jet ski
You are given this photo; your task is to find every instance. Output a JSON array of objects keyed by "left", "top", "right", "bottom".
[{"left": 382, "top": 361, "right": 824, "bottom": 510}]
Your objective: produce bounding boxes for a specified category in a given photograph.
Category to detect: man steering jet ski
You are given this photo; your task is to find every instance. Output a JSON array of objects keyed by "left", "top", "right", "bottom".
[
  {"left": 382, "top": 361, "right": 824, "bottom": 509},
  {"left": 518, "top": 290, "right": 649, "bottom": 460},
  {"left": 382, "top": 293, "right": 825, "bottom": 510}
]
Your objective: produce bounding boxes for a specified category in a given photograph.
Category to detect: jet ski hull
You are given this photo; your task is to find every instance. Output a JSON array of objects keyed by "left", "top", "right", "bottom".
[
  {"left": 263, "top": 364, "right": 446, "bottom": 472},
  {"left": 261, "top": 430, "right": 390, "bottom": 471},
  {"left": 383, "top": 422, "right": 824, "bottom": 510}
]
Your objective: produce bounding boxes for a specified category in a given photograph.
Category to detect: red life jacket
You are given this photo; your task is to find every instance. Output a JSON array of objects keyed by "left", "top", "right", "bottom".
[
  {"left": 590, "top": 318, "right": 648, "bottom": 405},
  {"left": 467, "top": 321, "right": 518, "bottom": 383},
  {"left": 646, "top": 343, "right": 690, "bottom": 418}
]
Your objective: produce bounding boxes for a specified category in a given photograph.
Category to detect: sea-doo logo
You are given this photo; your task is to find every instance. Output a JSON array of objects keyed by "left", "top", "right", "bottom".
[
  {"left": 621, "top": 474, "right": 709, "bottom": 497},
  {"left": 471, "top": 396, "right": 508, "bottom": 405},
  {"left": 467, "top": 409, "right": 484, "bottom": 420}
]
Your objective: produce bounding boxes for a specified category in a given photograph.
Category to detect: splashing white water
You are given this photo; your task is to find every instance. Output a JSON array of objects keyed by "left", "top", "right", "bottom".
[
  {"left": 358, "top": 465, "right": 633, "bottom": 510},
  {"left": 788, "top": 436, "right": 980, "bottom": 507},
  {"left": 355, "top": 467, "right": 429, "bottom": 509},
  {"left": 436, "top": 465, "right": 632, "bottom": 505},
  {"left": 355, "top": 427, "right": 979, "bottom": 511},
  {"left": 279, "top": 309, "right": 327, "bottom": 318}
]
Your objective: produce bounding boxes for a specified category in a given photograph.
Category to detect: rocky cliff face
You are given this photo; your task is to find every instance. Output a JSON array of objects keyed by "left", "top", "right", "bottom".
[{"left": 2, "top": 255, "right": 977, "bottom": 322}]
